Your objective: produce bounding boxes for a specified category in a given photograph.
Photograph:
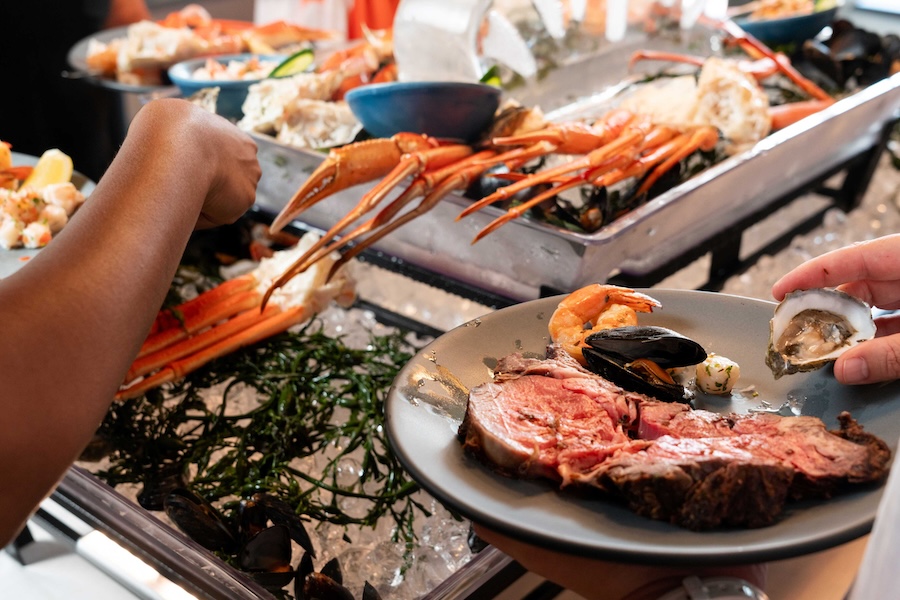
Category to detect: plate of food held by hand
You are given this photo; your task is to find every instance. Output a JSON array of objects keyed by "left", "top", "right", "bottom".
[{"left": 386, "top": 286, "right": 897, "bottom": 565}]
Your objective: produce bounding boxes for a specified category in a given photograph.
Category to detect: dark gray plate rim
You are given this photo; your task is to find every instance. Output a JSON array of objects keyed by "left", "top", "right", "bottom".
[
  {"left": 386, "top": 289, "right": 899, "bottom": 565},
  {"left": 67, "top": 26, "right": 177, "bottom": 93}
]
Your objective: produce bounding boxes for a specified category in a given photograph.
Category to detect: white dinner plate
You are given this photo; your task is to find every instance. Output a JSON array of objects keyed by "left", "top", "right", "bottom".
[
  {"left": 386, "top": 289, "right": 899, "bottom": 565},
  {"left": 0, "top": 153, "right": 96, "bottom": 278}
]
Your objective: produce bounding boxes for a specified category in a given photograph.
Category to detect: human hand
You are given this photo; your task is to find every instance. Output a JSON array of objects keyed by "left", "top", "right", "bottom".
[
  {"left": 472, "top": 524, "right": 766, "bottom": 600},
  {"left": 772, "top": 234, "right": 900, "bottom": 385},
  {"left": 126, "top": 98, "right": 261, "bottom": 230}
]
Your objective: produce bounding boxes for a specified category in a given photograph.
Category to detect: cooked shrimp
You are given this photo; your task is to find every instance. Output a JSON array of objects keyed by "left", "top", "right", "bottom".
[{"left": 548, "top": 284, "right": 661, "bottom": 363}]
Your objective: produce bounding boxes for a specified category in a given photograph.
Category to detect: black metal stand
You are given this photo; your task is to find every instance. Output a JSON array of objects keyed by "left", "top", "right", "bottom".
[{"left": 4, "top": 525, "right": 35, "bottom": 564}]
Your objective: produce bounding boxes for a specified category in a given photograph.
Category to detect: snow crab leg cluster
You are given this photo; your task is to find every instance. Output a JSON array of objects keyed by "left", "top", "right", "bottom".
[
  {"left": 261, "top": 21, "right": 835, "bottom": 294},
  {"left": 117, "top": 233, "right": 355, "bottom": 401}
]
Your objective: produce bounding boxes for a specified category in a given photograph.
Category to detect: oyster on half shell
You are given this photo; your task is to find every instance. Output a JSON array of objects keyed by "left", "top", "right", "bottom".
[{"left": 766, "top": 288, "right": 876, "bottom": 379}]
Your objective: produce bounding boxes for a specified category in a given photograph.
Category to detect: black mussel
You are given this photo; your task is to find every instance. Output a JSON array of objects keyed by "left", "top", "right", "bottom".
[
  {"left": 583, "top": 347, "right": 688, "bottom": 403},
  {"left": 298, "top": 572, "right": 355, "bottom": 600},
  {"left": 238, "top": 497, "right": 270, "bottom": 540},
  {"left": 467, "top": 523, "right": 489, "bottom": 553},
  {"left": 248, "top": 492, "right": 316, "bottom": 557},
  {"left": 320, "top": 557, "right": 343, "bottom": 585},
  {"left": 800, "top": 21, "right": 900, "bottom": 89},
  {"left": 164, "top": 488, "right": 238, "bottom": 553},
  {"left": 251, "top": 569, "right": 296, "bottom": 593},
  {"left": 239, "top": 525, "right": 292, "bottom": 572},
  {"left": 362, "top": 582, "right": 383, "bottom": 600},
  {"left": 297, "top": 552, "right": 315, "bottom": 581},
  {"left": 584, "top": 326, "right": 706, "bottom": 369},
  {"left": 138, "top": 466, "right": 187, "bottom": 511},
  {"left": 240, "top": 525, "right": 295, "bottom": 591}
]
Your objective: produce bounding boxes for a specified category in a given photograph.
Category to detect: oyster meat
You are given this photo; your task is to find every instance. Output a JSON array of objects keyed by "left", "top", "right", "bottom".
[{"left": 766, "top": 288, "right": 876, "bottom": 379}]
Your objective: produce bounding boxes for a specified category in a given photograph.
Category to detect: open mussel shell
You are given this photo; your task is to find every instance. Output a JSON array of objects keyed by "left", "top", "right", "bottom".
[
  {"left": 242, "top": 492, "right": 315, "bottom": 557},
  {"left": 582, "top": 325, "right": 706, "bottom": 403},
  {"left": 298, "top": 572, "right": 355, "bottom": 600},
  {"left": 583, "top": 348, "right": 689, "bottom": 403},
  {"left": 239, "top": 525, "right": 296, "bottom": 591},
  {"left": 766, "top": 288, "right": 876, "bottom": 379},
  {"left": 584, "top": 325, "right": 707, "bottom": 369},
  {"left": 239, "top": 524, "right": 292, "bottom": 572}
]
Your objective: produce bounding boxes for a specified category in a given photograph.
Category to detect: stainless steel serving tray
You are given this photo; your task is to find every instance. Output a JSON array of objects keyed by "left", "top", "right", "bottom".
[{"left": 253, "top": 33, "right": 900, "bottom": 302}]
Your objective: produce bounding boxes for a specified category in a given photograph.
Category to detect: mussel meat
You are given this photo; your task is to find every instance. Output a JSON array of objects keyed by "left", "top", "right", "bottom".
[
  {"left": 582, "top": 325, "right": 707, "bottom": 403},
  {"left": 766, "top": 288, "right": 876, "bottom": 379}
]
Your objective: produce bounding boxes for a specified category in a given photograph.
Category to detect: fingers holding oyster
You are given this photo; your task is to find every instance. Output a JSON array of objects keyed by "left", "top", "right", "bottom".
[{"left": 772, "top": 234, "right": 900, "bottom": 386}]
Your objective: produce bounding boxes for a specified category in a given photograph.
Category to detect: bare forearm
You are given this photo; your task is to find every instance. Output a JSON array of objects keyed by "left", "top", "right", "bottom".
[{"left": 0, "top": 99, "right": 251, "bottom": 544}]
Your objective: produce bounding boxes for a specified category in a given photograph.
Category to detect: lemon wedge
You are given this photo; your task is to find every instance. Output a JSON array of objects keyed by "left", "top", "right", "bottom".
[{"left": 21, "top": 149, "right": 73, "bottom": 190}]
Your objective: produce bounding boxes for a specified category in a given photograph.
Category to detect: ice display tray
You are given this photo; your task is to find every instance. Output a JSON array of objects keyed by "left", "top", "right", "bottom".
[{"left": 253, "top": 35, "right": 900, "bottom": 301}]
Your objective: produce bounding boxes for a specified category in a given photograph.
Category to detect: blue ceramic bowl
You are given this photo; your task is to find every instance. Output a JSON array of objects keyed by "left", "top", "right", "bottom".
[
  {"left": 345, "top": 81, "right": 502, "bottom": 143},
  {"left": 167, "top": 54, "right": 285, "bottom": 120},
  {"left": 736, "top": 7, "right": 838, "bottom": 46}
]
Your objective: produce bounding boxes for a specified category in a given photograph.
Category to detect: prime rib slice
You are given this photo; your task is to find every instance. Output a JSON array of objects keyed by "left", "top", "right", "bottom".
[
  {"left": 459, "top": 346, "right": 892, "bottom": 530},
  {"left": 458, "top": 348, "right": 644, "bottom": 481}
]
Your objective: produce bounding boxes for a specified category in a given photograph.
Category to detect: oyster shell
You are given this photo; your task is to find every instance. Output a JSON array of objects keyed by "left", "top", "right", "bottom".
[{"left": 766, "top": 288, "right": 876, "bottom": 379}]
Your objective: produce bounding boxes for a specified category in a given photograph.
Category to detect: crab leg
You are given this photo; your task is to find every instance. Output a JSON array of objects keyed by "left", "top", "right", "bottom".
[
  {"left": 138, "top": 288, "right": 262, "bottom": 358},
  {"left": 629, "top": 50, "right": 782, "bottom": 80},
  {"left": 458, "top": 118, "right": 652, "bottom": 220},
  {"left": 488, "top": 129, "right": 673, "bottom": 221},
  {"left": 718, "top": 18, "right": 833, "bottom": 102},
  {"left": 142, "top": 274, "right": 257, "bottom": 340},
  {"left": 635, "top": 125, "right": 719, "bottom": 196},
  {"left": 264, "top": 150, "right": 496, "bottom": 293},
  {"left": 468, "top": 126, "right": 712, "bottom": 243},
  {"left": 592, "top": 130, "right": 696, "bottom": 188},
  {"left": 468, "top": 152, "right": 637, "bottom": 244},
  {"left": 146, "top": 273, "right": 258, "bottom": 338},
  {"left": 117, "top": 304, "right": 311, "bottom": 401},
  {"left": 481, "top": 108, "right": 636, "bottom": 168},
  {"left": 127, "top": 303, "right": 281, "bottom": 382},
  {"left": 268, "top": 143, "right": 473, "bottom": 288},
  {"left": 268, "top": 133, "right": 441, "bottom": 233},
  {"left": 769, "top": 99, "right": 834, "bottom": 131},
  {"left": 325, "top": 155, "right": 497, "bottom": 282}
]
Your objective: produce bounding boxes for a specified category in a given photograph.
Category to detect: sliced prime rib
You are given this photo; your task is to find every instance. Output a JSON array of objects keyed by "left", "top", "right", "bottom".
[
  {"left": 458, "top": 348, "right": 647, "bottom": 480},
  {"left": 459, "top": 346, "right": 892, "bottom": 530}
]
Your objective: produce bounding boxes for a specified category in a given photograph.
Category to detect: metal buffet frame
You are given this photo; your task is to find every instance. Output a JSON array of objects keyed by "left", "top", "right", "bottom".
[{"left": 22, "top": 467, "right": 528, "bottom": 600}]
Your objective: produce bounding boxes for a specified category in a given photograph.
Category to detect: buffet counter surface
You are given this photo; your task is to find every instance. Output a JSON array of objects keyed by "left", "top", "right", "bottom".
[{"left": 5, "top": 3, "right": 900, "bottom": 599}]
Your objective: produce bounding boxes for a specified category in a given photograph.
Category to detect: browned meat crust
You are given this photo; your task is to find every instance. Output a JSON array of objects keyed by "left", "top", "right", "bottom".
[{"left": 459, "top": 347, "right": 892, "bottom": 530}]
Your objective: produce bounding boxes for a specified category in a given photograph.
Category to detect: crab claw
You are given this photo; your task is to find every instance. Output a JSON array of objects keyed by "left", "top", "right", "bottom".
[{"left": 268, "top": 133, "right": 441, "bottom": 234}]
